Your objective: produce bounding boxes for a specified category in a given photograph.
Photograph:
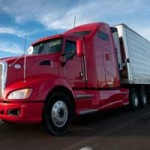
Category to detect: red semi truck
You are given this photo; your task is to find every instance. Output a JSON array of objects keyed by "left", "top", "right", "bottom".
[{"left": 0, "top": 22, "right": 150, "bottom": 135}]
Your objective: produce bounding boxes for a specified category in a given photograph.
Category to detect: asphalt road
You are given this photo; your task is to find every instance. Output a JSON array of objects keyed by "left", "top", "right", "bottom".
[{"left": 1, "top": 106, "right": 150, "bottom": 150}]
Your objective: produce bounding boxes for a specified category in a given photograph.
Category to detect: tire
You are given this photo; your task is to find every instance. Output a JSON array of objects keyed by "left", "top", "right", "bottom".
[
  {"left": 140, "top": 88, "right": 148, "bottom": 108},
  {"left": 129, "top": 89, "right": 139, "bottom": 111},
  {"left": 43, "top": 92, "right": 73, "bottom": 135}
]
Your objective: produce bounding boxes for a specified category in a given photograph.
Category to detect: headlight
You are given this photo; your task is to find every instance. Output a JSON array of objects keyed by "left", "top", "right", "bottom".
[{"left": 8, "top": 88, "right": 32, "bottom": 99}]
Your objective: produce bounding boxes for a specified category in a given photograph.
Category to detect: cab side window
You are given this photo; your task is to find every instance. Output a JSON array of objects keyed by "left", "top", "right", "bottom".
[
  {"left": 65, "top": 40, "right": 76, "bottom": 59},
  {"left": 97, "top": 31, "right": 109, "bottom": 41},
  {"left": 65, "top": 40, "right": 76, "bottom": 53}
]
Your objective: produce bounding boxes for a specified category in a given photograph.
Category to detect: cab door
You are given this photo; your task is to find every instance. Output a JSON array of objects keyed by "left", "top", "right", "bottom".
[{"left": 63, "top": 39, "right": 86, "bottom": 88}]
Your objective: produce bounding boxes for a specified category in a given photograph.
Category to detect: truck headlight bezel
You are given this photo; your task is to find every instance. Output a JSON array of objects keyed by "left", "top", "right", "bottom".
[{"left": 7, "top": 88, "right": 33, "bottom": 100}]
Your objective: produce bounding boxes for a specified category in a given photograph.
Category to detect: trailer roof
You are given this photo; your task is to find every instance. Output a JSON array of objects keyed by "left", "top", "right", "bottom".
[{"left": 114, "top": 24, "right": 150, "bottom": 43}]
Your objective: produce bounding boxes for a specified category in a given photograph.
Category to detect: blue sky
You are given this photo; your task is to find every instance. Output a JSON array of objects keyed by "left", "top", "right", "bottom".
[{"left": 0, "top": 0, "right": 150, "bottom": 58}]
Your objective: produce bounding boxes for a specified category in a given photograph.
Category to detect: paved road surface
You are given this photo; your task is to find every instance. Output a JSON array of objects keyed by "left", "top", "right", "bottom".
[{"left": 1, "top": 106, "right": 150, "bottom": 150}]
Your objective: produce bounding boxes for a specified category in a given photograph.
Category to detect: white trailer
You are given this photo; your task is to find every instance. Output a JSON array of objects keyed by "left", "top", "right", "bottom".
[{"left": 115, "top": 24, "right": 150, "bottom": 85}]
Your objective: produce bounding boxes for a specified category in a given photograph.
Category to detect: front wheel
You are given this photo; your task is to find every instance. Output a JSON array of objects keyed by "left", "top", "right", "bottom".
[{"left": 43, "top": 92, "right": 73, "bottom": 135}]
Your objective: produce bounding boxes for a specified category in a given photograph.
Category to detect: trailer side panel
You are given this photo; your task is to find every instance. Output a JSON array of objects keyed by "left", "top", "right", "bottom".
[{"left": 115, "top": 24, "right": 150, "bottom": 84}]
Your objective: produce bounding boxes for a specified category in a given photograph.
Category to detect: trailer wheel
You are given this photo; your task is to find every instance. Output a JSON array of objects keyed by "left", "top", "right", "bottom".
[
  {"left": 140, "top": 88, "right": 148, "bottom": 108},
  {"left": 43, "top": 92, "right": 73, "bottom": 135},
  {"left": 129, "top": 89, "right": 139, "bottom": 111}
]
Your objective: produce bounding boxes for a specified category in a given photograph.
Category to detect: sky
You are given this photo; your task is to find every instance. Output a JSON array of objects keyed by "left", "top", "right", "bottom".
[{"left": 0, "top": 0, "right": 150, "bottom": 58}]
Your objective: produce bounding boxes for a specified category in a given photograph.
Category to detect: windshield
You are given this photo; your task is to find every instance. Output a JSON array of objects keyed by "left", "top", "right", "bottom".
[{"left": 28, "top": 38, "right": 62, "bottom": 55}]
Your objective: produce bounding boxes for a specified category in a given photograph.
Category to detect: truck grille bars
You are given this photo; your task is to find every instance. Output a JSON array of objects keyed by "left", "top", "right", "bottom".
[
  {"left": 0, "top": 62, "right": 7, "bottom": 97},
  {"left": 0, "top": 64, "right": 2, "bottom": 97}
]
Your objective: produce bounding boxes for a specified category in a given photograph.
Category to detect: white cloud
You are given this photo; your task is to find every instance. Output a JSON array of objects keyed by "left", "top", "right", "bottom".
[
  {"left": 0, "top": 27, "right": 38, "bottom": 44},
  {"left": 0, "top": 41, "right": 23, "bottom": 55},
  {"left": 1, "top": 0, "right": 150, "bottom": 30},
  {"left": 0, "top": 0, "right": 150, "bottom": 41},
  {"left": 0, "top": 27, "right": 27, "bottom": 38}
]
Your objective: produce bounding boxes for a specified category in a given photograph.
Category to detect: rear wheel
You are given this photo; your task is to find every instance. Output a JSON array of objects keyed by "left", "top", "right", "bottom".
[
  {"left": 140, "top": 88, "right": 148, "bottom": 108},
  {"left": 129, "top": 89, "right": 139, "bottom": 111},
  {"left": 43, "top": 92, "right": 73, "bottom": 135}
]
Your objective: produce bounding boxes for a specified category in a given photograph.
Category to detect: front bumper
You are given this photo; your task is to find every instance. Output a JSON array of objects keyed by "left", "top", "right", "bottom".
[{"left": 0, "top": 101, "right": 44, "bottom": 123}]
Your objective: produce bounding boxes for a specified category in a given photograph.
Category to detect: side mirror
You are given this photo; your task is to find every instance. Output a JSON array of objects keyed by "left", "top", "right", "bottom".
[{"left": 77, "top": 40, "right": 84, "bottom": 57}]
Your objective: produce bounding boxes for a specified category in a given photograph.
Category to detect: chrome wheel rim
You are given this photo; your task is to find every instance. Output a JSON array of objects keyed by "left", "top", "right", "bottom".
[
  {"left": 51, "top": 100, "right": 68, "bottom": 128},
  {"left": 142, "top": 94, "right": 147, "bottom": 104},
  {"left": 133, "top": 94, "right": 138, "bottom": 107}
]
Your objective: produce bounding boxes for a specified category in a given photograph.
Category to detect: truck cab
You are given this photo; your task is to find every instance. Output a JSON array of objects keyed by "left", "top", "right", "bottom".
[{"left": 0, "top": 22, "right": 129, "bottom": 135}]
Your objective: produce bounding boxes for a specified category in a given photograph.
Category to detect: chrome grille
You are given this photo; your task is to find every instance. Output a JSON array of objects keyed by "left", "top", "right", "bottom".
[
  {"left": 0, "top": 64, "right": 2, "bottom": 97},
  {"left": 0, "top": 62, "right": 7, "bottom": 97}
]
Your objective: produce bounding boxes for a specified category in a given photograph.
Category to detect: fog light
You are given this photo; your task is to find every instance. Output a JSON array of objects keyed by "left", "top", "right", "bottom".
[{"left": 7, "top": 109, "right": 20, "bottom": 116}]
